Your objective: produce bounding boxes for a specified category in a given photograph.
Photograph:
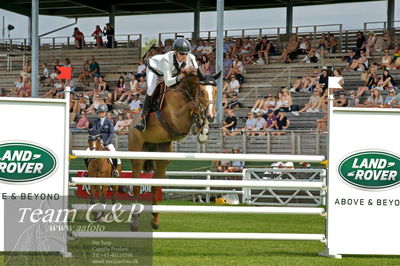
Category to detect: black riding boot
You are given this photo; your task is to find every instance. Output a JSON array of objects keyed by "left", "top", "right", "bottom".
[
  {"left": 83, "top": 158, "right": 89, "bottom": 177},
  {"left": 112, "top": 159, "right": 119, "bottom": 177},
  {"left": 135, "top": 95, "right": 151, "bottom": 132}
]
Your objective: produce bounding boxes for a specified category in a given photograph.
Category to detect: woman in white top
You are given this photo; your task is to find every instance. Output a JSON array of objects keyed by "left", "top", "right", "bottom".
[
  {"left": 365, "top": 31, "right": 377, "bottom": 57},
  {"left": 365, "top": 88, "right": 383, "bottom": 107},
  {"left": 226, "top": 55, "right": 244, "bottom": 77}
]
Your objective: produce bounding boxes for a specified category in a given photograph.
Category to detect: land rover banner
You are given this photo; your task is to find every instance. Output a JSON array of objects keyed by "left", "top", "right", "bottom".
[
  {"left": 0, "top": 97, "right": 69, "bottom": 255},
  {"left": 327, "top": 100, "right": 400, "bottom": 256}
]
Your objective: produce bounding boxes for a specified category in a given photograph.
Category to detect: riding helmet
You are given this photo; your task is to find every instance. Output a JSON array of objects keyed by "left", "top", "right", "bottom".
[
  {"left": 173, "top": 38, "right": 191, "bottom": 54},
  {"left": 96, "top": 104, "right": 108, "bottom": 113}
]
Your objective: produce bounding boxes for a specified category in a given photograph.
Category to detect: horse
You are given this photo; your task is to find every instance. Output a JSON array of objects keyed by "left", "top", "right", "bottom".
[
  {"left": 87, "top": 129, "right": 121, "bottom": 221},
  {"left": 128, "top": 68, "right": 220, "bottom": 230}
]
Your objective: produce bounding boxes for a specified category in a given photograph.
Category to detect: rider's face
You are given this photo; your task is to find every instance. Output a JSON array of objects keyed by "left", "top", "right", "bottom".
[
  {"left": 175, "top": 51, "right": 188, "bottom": 63},
  {"left": 98, "top": 111, "right": 106, "bottom": 118}
]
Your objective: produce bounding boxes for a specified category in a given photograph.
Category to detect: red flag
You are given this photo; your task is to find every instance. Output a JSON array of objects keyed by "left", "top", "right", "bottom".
[{"left": 57, "top": 66, "right": 72, "bottom": 80}]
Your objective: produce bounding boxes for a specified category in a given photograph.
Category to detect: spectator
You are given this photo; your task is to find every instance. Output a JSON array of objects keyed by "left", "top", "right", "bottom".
[
  {"left": 257, "top": 36, "right": 276, "bottom": 64},
  {"left": 380, "top": 50, "right": 392, "bottom": 69},
  {"left": 50, "top": 59, "right": 61, "bottom": 86},
  {"left": 129, "top": 94, "right": 142, "bottom": 113},
  {"left": 136, "top": 75, "right": 147, "bottom": 95},
  {"left": 223, "top": 52, "right": 233, "bottom": 78},
  {"left": 392, "top": 46, "right": 400, "bottom": 69},
  {"left": 280, "top": 34, "right": 299, "bottom": 63},
  {"left": 222, "top": 109, "right": 239, "bottom": 136},
  {"left": 103, "top": 23, "right": 115, "bottom": 48},
  {"left": 365, "top": 31, "right": 376, "bottom": 57},
  {"left": 302, "top": 47, "right": 321, "bottom": 63},
  {"left": 344, "top": 49, "right": 359, "bottom": 71},
  {"left": 390, "top": 90, "right": 400, "bottom": 107},
  {"left": 334, "top": 91, "right": 348, "bottom": 107},
  {"left": 272, "top": 110, "right": 290, "bottom": 135},
  {"left": 135, "top": 59, "right": 147, "bottom": 79},
  {"left": 114, "top": 75, "right": 126, "bottom": 102},
  {"left": 72, "top": 27, "right": 84, "bottom": 49},
  {"left": 280, "top": 88, "right": 293, "bottom": 112},
  {"left": 355, "top": 31, "right": 366, "bottom": 56},
  {"left": 347, "top": 91, "right": 360, "bottom": 107},
  {"left": 375, "top": 30, "right": 392, "bottom": 51},
  {"left": 298, "top": 88, "right": 321, "bottom": 113},
  {"left": 314, "top": 90, "right": 329, "bottom": 113},
  {"left": 273, "top": 91, "right": 284, "bottom": 113},
  {"left": 214, "top": 150, "right": 230, "bottom": 172},
  {"left": 226, "top": 93, "right": 241, "bottom": 109},
  {"left": 264, "top": 110, "right": 277, "bottom": 132},
  {"left": 384, "top": 89, "right": 397, "bottom": 107},
  {"left": 122, "top": 112, "right": 133, "bottom": 132},
  {"left": 365, "top": 88, "right": 383, "bottom": 107},
  {"left": 199, "top": 55, "right": 213, "bottom": 75},
  {"left": 231, "top": 38, "right": 243, "bottom": 56},
  {"left": 298, "top": 36, "right": 311, "bottom": 54},
  {"left": 87, "top": 95, "right": 105, "bottom": 114},
  {"left": 10, "top": 76, "right": 24, "bottom": 96},
  {"left": 224, "top": 37, "right": 234, "bottom": 54},
  {"left": 252, "top": 94, "right": 275, "bottom": 113},
  {"left": 164, "top": 39, "right": 173, "bottom": 53},
  {"left": 54, "top": 79, "right": 65, "bottom": 99},
  {"left": 192, "top": 40, "right": 203, "bottom": 55},
  {"left": 243, "top": 112, "right": 257, "bottom": 135},
  {"left": 76, "top": 112, "right": 89, "bottom": 129},
  {"left": 201, "top": 40, "right": 213, "bottom": 55},
  {"left": 106, "top": 112, "right": 115, "bottom": 125},
  {"left": 91, "top": 25, "right": 103, "bottom": 47},
  {"left": 316, "top": 114, "right": 328, "bottom": 133},
  {"left": 290, "top": 72, "right": 312, "bottom": 92},
  {"left": 77, "top": 93, "right": 89, "bottom": 113},
  {"left": 317, "top": 33, "right": 329, "bottom": 55},
  {"left": 20, "top": 59, "right": 31, "bottom": 81},
  {"left": 351, "top": 50, "right": 368, "bottom": 71},
  {"left": 97, "top": 76, "right": 109, "bottom": 93},
  {"left": 328, "top": 34, "right": 337, "bottom": 53},
  {"left": 376, "top": 69, "right": 398, "bottom": 90},
  {"left": 357, "top": 68, "right": 379, "bottom": 97},
  {"left": 89, "top": 56, "right": 100, "bottom": 79},
  {"left": 222, "top": 92, "right": 229, "bottom": 112},
  {"left": 226, "top": 55, "right": 244, "bottom": 80},
  {"left": 254, "top": 112, "right": 267, "bottom": 136},
  {"left": 224, "top": 147, "right": 245, "bottom": 176},
  {"left": 39, "top": 63, "right": 49, "bottom": 86},
  {"left": 114, "top": 114, "right": 125, "bottom": 134},
  {"left": 78, "top": 59, "right": 90, "bottom": 86},
  {"left": 223, "top": 74, "right": 240, "bottom": 95},
  {"left": 317, "top": 67, "right": 329, "bottom": 95}
]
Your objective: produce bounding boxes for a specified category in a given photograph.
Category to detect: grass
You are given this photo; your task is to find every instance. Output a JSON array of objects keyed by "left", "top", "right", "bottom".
[{"left": 1, "top": 160, "right": 400, "bottom": 265}]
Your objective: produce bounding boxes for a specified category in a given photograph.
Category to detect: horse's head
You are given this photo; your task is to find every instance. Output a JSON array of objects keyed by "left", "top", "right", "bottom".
[
  {"left": 197, "top": 69, "right": 221, "bottom": 124},
  {"left": 88, "top": 129, "right": 102, "bottom": 151}
]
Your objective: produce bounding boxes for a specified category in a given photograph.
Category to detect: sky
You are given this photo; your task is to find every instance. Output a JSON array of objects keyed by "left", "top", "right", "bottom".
[{"left": 0, "top": 0, "right": 399, "bottom": 42}]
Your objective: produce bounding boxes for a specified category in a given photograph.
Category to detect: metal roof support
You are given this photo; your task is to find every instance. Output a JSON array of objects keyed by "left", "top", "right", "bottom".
[
  {"left": 109, "top": 5, "right": 115, "bottom": 29},
  {"left": 387, "top": 0, "right": 395, "bottom": 29},
  {"left": 216, "top": 0, "right": 224, "bottom": 125},
  {"left": 286, "top": 0, "right": 293, "bottom": 35},
  {"left": 193, "top": 0, "right": 200, "bottom": 40},
  {"left": 31, "top": 0, "right": 39, "bottom": 98}
]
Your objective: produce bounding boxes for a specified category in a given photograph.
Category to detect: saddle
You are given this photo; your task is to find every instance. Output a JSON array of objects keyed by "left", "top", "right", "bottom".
[{"left": 149, "top": 82, "right": 167, "bottom": 114}]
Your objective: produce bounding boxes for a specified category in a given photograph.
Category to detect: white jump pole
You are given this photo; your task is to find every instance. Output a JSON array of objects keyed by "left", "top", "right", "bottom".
[
  {"left": 71, "top": 204, "right": 325, "bottom": 215},
  {"left": 72, "top": 231, "right": 326, "bottom": 241},
  {"left": 71, "top": 150, "right": 325, "bottom": 163},
  {"left": 71, "top": 177, "right": 325, "bottom": 190}
]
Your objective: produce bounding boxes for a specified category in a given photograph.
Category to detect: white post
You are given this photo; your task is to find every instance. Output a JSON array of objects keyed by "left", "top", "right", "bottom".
[
  {"left": 206, "top": 170, "right": 211, "bottom": 203},
  {"left": 242, "top": 169, "right": 251, "bottom": 204}
]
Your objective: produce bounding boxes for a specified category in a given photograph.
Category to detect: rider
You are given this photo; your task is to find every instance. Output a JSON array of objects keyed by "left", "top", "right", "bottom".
[
  {"left": 88, "top": 104, "right": 121, "bottom": 177},
  {"left": 135, "top": 38, "right": 199, "bottom": 131}
]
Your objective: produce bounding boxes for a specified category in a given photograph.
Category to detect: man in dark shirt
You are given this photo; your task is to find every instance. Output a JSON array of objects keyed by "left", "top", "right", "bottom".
[
  {"left": 227, "top": 93, "right": 241, "bottom": 109},
  {"left": 89, "top": 56, "right": 100, "bottom": 79},
  {"left": 222, "top": 109, "right": 239, "bottom": 136},
  {"left": 355, "top": 31, "right": 366, "bottom": 56},
  {"left": 318, "top": 67, "right": 329, "bottom": 95}
]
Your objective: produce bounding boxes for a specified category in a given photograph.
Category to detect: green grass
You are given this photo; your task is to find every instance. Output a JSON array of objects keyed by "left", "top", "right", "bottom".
[{"left": 1, "top": 160, "right": 400, "bottom": 265}]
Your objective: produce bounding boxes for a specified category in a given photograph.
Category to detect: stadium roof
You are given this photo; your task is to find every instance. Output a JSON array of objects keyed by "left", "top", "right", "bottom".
[{"left": 0, "top": 0, "right": 382, "bottom": 18}]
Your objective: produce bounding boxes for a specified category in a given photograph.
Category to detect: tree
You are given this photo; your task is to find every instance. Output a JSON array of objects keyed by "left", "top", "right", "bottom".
[{"left": 141, "top": 38, "right": 158, "bottom": 57}]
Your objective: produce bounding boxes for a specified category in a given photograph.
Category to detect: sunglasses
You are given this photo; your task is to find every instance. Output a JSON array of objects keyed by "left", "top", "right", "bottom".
[{"left": 178, "top": 52, "right": 187, "bottom": 56}]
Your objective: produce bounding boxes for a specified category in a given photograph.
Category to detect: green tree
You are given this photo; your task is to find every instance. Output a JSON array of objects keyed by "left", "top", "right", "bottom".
[{"left": 141, "top": 38, "right": 158, "bottom": 57}]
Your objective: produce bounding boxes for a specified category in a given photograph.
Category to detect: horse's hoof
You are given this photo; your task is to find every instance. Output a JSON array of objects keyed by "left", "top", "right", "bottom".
[
  {"left": 151, "top": 220, "right": 160, "bottom": 230},
  {"left": 130, "top": 213, "right": 140, "bottom": 232},
  {"left": 197, "top": 133, "right": 208, "bottom": 144}
]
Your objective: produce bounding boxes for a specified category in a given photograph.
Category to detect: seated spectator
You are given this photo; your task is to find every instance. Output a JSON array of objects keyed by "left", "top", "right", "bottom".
[
  {"left": 317, "top": 33, "right": 329, "bottom": 55},
  {"left": 375, "top": 30, "right": 392, "bottom": 51},
  {"left": 129, "top": 94, "right": 142, "bottom": 113},
  {"left": 239, "top": 37, "right": 255, "bottom": 64},
  {"left": 243, "top": 112, "right": 257, "bottom": 135},
  {"left": 89, "top": 56, "right": 100, "bottom": 79},
  {"left": 114, "top": 114, "right": 126, "bottom": 134},
  {"left": 365, "top": 31, "right": 376, "bottom": 57},
  {"left": 393, "top": 46, "right": 400, "bottom": 69},
  {"left": 136, "top": 75, "right": 147, "bottom": 95},
  {"left": 86, "top": 95, "right": 105, "bottom": 114},
  {"left": 264, "top": 110, "right": 277, "bottom": 132},
  {"left": 224, "top": 147, "right": 245, "bottom": 176},
  {"left": 214, "top": 150, "right": 230, "bottom": 172},
  {"left": 114, "top": 75, "right": 126, "bottom": 102},
  {"left": 273, "top": 91, "right": 284, "bottom": 113},
  {"left": 106, "top": 112, "right": 115, "bottom": 125},
  {"left": 257, "top": 36, "right": 276, "bottom": 64},
  {"left": 201, "top": 40, "right": 213, "bottom": 55},
  {"left": 347, "top": 91, "right": 361, "bottom": 107},
  {"left": 349, "top": 50, "right": 368, "bottom": 71},
  {"left": 222, "top": 109, "right": 239, "bottom": 136},
  {"left": 328, "top": 34, "right": 337, "bottom": 53},
  {"left": 224, "top": 37, "right": 234, "bottom": 54},
  {"left": 226, "top": 55, "right": 244, "bottom": 79},
  {"left": 231, "top": 38, "right": 243, "bottom": 56},
  {"left": 76, "top": 93, "right": 89, "bottom": 113},
  {"left": 76, "top": 112, "right": 89, "bottom": 129},
  {"left": 223, "top": 52, "right": 233, "bottom": 78},
  {"left": 20, "top": 59, "right": 32, "bottom": 81},
  {"left": 10, "top": 76, "right": 24, "bottom": 96},
  {"left": 365, "top": 88, "right": 383, "bottom": 107},
  {"left": 333, "top": 91, "right": 348, "bottom": 107},
  {"left": 317, "top": 67, "right": 329, "bottom": 95},
  {"left": 280, "top": 34, "right": 299, "bottom": 63},
  {"left": 357, "top": 68, "right": 379, "bottom": 97},
  {"left": 390, "top": 90, "right": 400, "bottom": 107},
  {"left": 376, "top": 68, "right": 398, "bottom": 90},
  {"left": 49, "top": 59, "right": 61, "bottom": 86},
  {"left": 223, "top": 74, "right": 240, "bottom": 95},
  {"left": 298, "top": 36, "right": 311, "bottom": 54},
  {"left": 298, "top": 88, "right": 321, "bottom": 113},
  {"left": 290, "top": 72, "right": 312, "bottom": 92},
  {"left": 199, "top": 55, "right": 213, "bottom": 75},
  {"left": 380, "top": 50, "right": 392, "bottom": 69},
  {"left": 164, "top": 39, "right": 173, "bottom": 53},
  {"left": 271, "top": 110, "right": 290, "bottom": 135},
  {"left": 384, "top": 89, "right": 397, "bottom": 107},
  {"left": 91, "top": 25, "right": 103, "bottom": 47},
  {"left": 72, "top": 27, "right": 84, "bottom": 49},
  {"left": 316, "top": 114, "right": 328, "bottom": 133},
  {"left": 78, "top": 59, "right": 90, "bottom": 86},
  {"left": 39, "top": 63, "right": 49, "bottom": 86},
  {"left": 252, "top": 94, "right": 275, "bottom": 113},
  {"left": 301, "top": 47, "right": 321, "bottom": 64},
  {"left": 314, "top": 90, "right": 329, "bottom": 113},
  {"left": 135, "top": 59, "right": 146, "bottom": 79},
  {"left": 344, "top": 49, "right": 359, "bottom": 71},
  {"left": 279, "top": 88, "right": 293, "bottom": 113},
  {"left": 192, "top": 40, "right": 203, "bottom": 55},
  {"left": 355, "top": 31, "right": 366, "bottom": 56},
  {"left": 226, "top": 93, "right": 241, "bottom": 109},
  {"left": 121, "top": 112, "right": 133, "bottom": 132},
  {"left": 254, "top": 112, "right": 267, "bottom": 136},
  {"left": 97, "top": 76, "right": 109, "bottom": 93}
]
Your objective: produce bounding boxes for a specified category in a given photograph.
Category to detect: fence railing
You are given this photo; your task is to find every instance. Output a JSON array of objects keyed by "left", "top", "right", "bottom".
[
  {"left": 363, "top": 20, "right": 400, "bottom": 32},
  {"left": 0, "top": 33, "right": 142, "bottom": 52}
]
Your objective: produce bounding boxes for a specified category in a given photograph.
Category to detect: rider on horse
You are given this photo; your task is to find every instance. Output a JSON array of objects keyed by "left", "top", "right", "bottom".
[
  {"left": 88, "top": 104, "right": 121, "bottom": 177},
  {"left": 135, "top": 38, "right": 199, "bottom": 131}
]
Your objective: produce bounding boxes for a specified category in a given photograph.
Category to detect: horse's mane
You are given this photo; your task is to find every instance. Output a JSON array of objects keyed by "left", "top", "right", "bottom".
[{"left": 174, "top": 67, "right": 199, "bottom": 96}]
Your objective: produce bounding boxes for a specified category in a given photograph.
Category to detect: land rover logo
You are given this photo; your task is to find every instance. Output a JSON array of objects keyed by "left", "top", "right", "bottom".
[
  {"left": 0, "top": 142, "right": 57, "bottom": 183},
  {"left": 338, "top": 151, "right": 400, "bottom": 189}
]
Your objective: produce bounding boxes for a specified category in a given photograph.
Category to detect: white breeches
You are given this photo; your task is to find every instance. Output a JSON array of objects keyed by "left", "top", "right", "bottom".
[{"left": 146, "top": 68, "right": 160, "bottom": 96}]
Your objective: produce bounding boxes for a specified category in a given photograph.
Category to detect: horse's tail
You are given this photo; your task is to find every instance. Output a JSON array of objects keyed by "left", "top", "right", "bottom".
[{"left": 143, "top": 160, "right": 154, "bottom": 173}]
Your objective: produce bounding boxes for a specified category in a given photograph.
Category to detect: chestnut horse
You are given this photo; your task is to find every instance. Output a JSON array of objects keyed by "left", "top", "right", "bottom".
[
  {"left": 87, "top": 129, "right": 121, "bottom": 221},
  {"left": 128, "top": 69, "right": 220, "bottom": 230}
]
